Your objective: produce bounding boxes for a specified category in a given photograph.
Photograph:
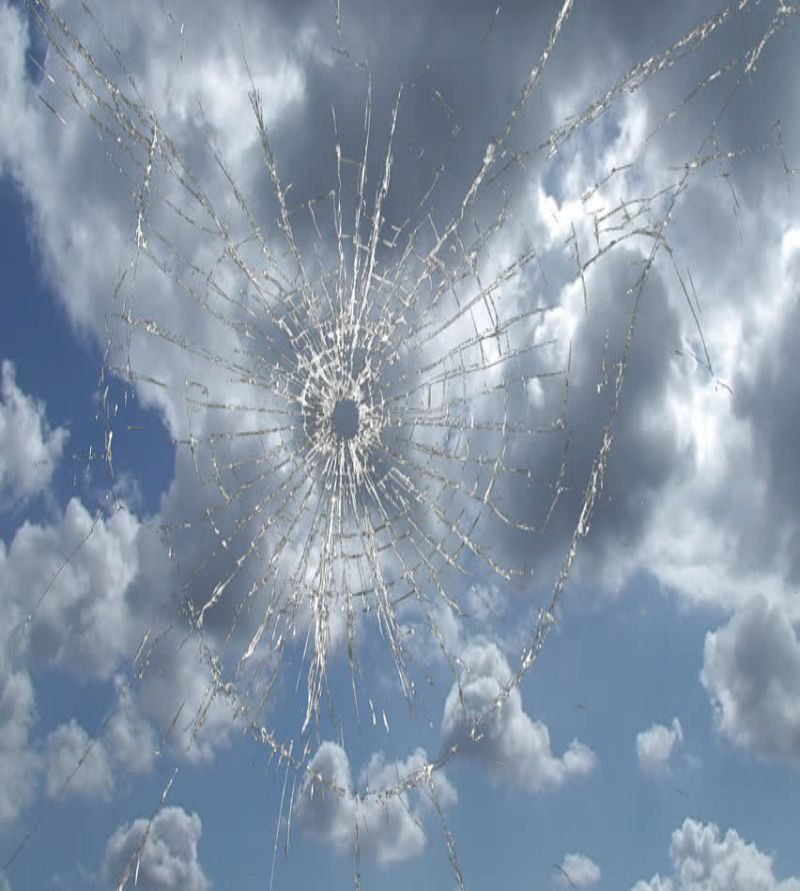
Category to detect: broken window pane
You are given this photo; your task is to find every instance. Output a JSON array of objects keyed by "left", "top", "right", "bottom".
[{"left": 1, "top": 0, "right": 797, "bottom": 888}]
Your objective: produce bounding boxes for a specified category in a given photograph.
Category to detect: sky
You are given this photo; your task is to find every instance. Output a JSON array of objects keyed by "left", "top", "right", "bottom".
[{"left": 1, "top": 0, "right": 800, "bottom": 889}]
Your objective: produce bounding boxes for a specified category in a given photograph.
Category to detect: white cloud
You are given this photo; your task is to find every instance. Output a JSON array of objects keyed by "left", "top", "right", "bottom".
[
  {"left": 636, "top": 718, "right": 683, "bottom": 776},
  {"left": 0, "top": 670, "right": 40, "bottom": 823},
  {"left": 295, "top": 742, "right": 357, "bottom": 853},
  {"left": 441, "top": 642, "right": 595, "bottom": 791},
  {"left": 157, "top": 53, "right": 305, "bottom": 163},
  {"left": 360, "top": 746, "right": 458, "bottom": 812},
  {"left": 44, "top": 719, "right": 113, "bottom": 802},
  {"left": 131, "top": 627, "right": 236, "bottom": 765},
  {"left": 701, "top": 598, "right": 800, "bottom": 768},
  {"left": 0, "top": 497, "right": 141, "bottom": 680},
  {"left": 0, "top": 869, "right": 10, "bottom": 891},
  {"left": 295, "top": 741, "right": 456, "bottom": 865},
  {"left": 0, "top": 3, "right": 36, "bottom": 176},
  {"left": 100, "top": 806, "right": 210, "bottom": 891},
  {"left": 0, "top": 443, "right": 234, "bottom": 772},
  {"left": 631, "top": 818, "right": 800, "bottom": 891},
  {"left": 556, "top": 852, "right": 601, "bottom": 888},
  {"left": 105, "top": 677, "right": 158, "bottom": 775},
  {"left": 0, "top": 360, "right": 67, "bottom": 506}
]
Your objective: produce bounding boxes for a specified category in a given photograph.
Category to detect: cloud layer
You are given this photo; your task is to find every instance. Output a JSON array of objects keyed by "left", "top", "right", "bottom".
[{"left": 0, "top": 0, "right": 799, "bottom": 885}]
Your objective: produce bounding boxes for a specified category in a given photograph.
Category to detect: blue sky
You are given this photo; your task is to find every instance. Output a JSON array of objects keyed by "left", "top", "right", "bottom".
[{"left": 1, "top": 1, "right": 800, "bottom": 890}]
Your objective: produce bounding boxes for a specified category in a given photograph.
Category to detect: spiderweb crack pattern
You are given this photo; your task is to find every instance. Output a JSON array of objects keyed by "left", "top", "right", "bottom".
[{"left": 7, "top": 0, "right": 798, "bottom": 886}]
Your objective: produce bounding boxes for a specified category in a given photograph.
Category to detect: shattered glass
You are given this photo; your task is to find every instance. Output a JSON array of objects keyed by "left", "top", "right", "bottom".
[{"left": 3, "top": 0, "right": 797, "bottom": 887}]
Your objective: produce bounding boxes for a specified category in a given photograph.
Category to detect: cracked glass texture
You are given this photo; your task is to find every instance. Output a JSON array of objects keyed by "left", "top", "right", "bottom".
[{"left": 4, "top": 0, "right": 797, "bottom": 888}]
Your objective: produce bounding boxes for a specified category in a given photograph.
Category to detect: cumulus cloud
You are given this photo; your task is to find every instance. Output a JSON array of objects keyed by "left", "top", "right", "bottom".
[
  {"left": 0, "top": 497, "right": 141, "bottom": 680},
  {"left": 0, "top": 670, "right": 40, "bottom": 822},
  {"left": 131, "top": 625, "right": 236, "bottom": 765},
  {"left": 441, "top": 642, "right": 595, "bottom": 791},
  {"left": 636, "top": 718, "right": 684, "bottom": 777},
  {"left": 631, "top": 818, "right": 800, "bottom": 891},
  {"left": 556, "top": 852, "right": 601, "bottom": 888},
  {"left": 701, "top": 598, "right": 800, "bottom": 768},
  {"left": 100, "top": 806, "right": 210, "bottom": 891},
  {"left": 0, "top": 408, "right": 233, "bottom": 771},
  {"left": 105, "top": 677, "right": 158, "bottom": 775},
  {"left": 0, "top": 360, "right": 66, "bottom": 506},
  {"left": 0, "top": 482, "right": 230, "bottom": 810},
  {"left": 295, "top": 741, "right": 456, "bottom": 865},
  {"left": 44, "top": 720, "right": 114, "bottom": 802}
]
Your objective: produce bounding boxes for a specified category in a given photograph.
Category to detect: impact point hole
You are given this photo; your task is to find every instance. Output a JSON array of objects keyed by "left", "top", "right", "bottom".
[{"left": 332, "top": 398, "right": 359, "bottom": 440}]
